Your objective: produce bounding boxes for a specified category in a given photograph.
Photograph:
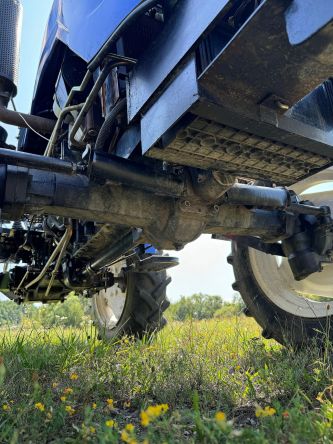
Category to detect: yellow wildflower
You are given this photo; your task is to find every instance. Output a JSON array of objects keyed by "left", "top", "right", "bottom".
[
  {"left": 255, "top": 407, "right": 263, "bottom": 417},
  {"left": 125, "top": 423, "right": 135, "bottom": 432},
  {"left": 60, "top": 396, "right": 67, "bottom": 402},
  {"left": 160, "top": 404, "right": 169, "bottom": 413},
  {"left": 63, "top": 387, "right": 73, "bottom": 395},
  {"left": 124, "top": 401, "right": 131, "bottom": 408},
  {"left": 105, "top": 419, "right": 116, "bottom": 428},
  {"left": 92, "top": 402, "right": 97, "bottom": 410},
  {"left": 106, "top": 398, "right": 114, "bottom": 408},
  {"left": 2, "top": 404, "right": 10, "bottom": 411},
  {"left": 121, "top": 430, "right": 135, "bottom": 443},
  {"left": 70, "top": 373, "right": 78, "bottom": 380},
  {"left": 255, "top": 406, "right": 276, "bottom": 418},
  {"left": 52, "top": 382, "right": 59, "bottom": 389},
  {"left": 35, "top": 402, "right": 45, "bottom": 412},
  {"left": 90, "top": 426, "right": 96, "bottom": 434},
  {"left": 143, "top": 440, "right": 149, "bottom": 444},
  {"left": 140, "top": 403, "right": 169, "bottom": 426},
  {"left": 140, "top": 411, "right": 150, "bottom": 427},
  {"left": 146, "top": 406, "right": 157, "bottom": 417},
  {"left": 266, "top": 407, "right": 276, "bottom": 416},
  {"left": 121, "top": 430, "right": 128, "bottom": 442},
  {"left": 149, "top": 404, "right": 168, "bottom": 417},
  {"left": 65, "top": 405, "right": 75, "bottom": 416},
  {"left": 215, "top": 411, "right": 226, "bottom": 422},
  {"left": 46, "top": 412, "right": 52, "bottom": 420}
]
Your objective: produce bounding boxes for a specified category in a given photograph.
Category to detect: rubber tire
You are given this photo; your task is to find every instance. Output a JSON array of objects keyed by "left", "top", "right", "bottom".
[
  {"left": 92, "top": 271, "right": 171, "bottom": 340},
  {"left": 230, "top": 243, "right": 333, "bottom": 347}
]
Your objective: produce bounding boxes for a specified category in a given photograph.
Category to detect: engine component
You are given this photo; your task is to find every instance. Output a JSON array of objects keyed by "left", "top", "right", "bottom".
[
  {"left": 190, "top": 170, "right": 234, "bottom": 203},
  {"left": 0, "top": 0, "right": 23, "bottom": 107},
  {"left": 224, "top": 183, "right": 290, "bottom": 209},
  {"left": 69, "top": 61, "right": 133, "bottom": 147},
  {"left": 84, "top": 229, "right": 143, "bottom": 274},
  {"left": 91, "top": 152, "right": 185, "bottom": 197},
  {"left": 0, "top": 147, "right": 82, "bottom": 176},
  {"left": 0, "top": 157, "right": 327, "bottom": 268},
  {"left": 0, "top": 163, "right": 288, "bottom": 246},
  {"left": 282, "top": 231, "right": 324, "bottom": 281}
]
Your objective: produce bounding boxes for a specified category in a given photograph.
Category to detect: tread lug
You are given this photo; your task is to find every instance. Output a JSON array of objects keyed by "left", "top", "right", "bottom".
[
  {"left": 227, "top": 255, "right": 234, "bottom": 265},
  {"left": 262, "top": 329, "right": 273, "bottom": 340},
  {"left": 232, "top": 282, "right": 240, "bottom": 291},
  {"left": 243, "top": 307, "right": 252, "bottom": 317}
]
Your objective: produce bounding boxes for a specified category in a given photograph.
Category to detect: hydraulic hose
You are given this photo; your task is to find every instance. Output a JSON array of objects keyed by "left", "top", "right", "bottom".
[
  {"left": 25, "top": 226, "right": 72, "bottom": 290},
  {"left": 95, "top": 98, "right": 127, "bottom": 153},
  {"left": 69, "top": 62, "right": 128, "bottom": 147}
]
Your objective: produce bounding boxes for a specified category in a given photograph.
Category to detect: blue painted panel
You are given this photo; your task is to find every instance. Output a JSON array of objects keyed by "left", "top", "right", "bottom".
[
  {"left": 54, "top": 0, "right": 140, "bottom": 61},
  {"left": 127, "top": 0, "right": 231, "bottom": 122},
  {"left": 286, "top": 0, "right": 333, "bottom": 45},
  {"left": 37, "top": 0, "right": 140, "bottom": 80},
  {"left": 141, "top": 56, "right": 198, "bottom": 153}
]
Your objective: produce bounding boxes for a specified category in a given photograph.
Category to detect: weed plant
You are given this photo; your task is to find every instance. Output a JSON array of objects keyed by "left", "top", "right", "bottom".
[{"left": 0, "top": 317, "right": 332, "bottom": 443}]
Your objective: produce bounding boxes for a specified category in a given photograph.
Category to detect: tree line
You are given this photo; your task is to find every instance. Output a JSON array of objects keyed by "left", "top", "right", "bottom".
[{"left": 0, "top": 293, "right": 244, "bottom": 328}]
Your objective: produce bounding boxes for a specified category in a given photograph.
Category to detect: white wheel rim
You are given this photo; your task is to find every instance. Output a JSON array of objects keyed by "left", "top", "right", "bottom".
[
  {"left": 249, "top": 167, "right": 333, "bottom": 318},
  {"left": 93, "top": 261, "right": 127, "bottom": 329}
]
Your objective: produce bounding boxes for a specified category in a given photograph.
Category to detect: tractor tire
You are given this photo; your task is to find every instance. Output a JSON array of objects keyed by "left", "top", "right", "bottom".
[
  {"left": 228, "top": 168, "right": 333, "bottom": 347},
  {"left": 229, "top": 242, "right": 333, "bottom": 347},
  {"left": 91, "top": 260, "right": 170, "bottom": 340}
]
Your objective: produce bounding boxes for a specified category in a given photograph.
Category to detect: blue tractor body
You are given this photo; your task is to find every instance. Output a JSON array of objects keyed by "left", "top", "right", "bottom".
[{"left": 38, "top": 0, "right": 140, "bottom": 72}]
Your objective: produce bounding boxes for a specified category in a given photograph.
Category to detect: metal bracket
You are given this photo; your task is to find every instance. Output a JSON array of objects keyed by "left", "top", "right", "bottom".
[
  {"left": 213, "top": 234, "right": 286, "bottom": 257},
  {"left": 127, "top": 255, "right": 179, "bottom": 273}
]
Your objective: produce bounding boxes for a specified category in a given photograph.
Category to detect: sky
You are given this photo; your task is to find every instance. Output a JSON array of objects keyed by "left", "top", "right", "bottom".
[{"left": 2, "top": 0, "right": 236, "bottom": 302}]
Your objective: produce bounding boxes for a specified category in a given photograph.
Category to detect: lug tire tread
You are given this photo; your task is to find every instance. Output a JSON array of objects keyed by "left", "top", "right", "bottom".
[
  {"left": 92, "top": 270, "right": 170, "bottom": 340},
  {"left": 231, "top": 242, "right": 333, "bottom": 347}
]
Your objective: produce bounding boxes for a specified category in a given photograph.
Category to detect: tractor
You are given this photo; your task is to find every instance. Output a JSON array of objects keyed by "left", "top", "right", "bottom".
[{"left": 0, "top": 0, "right": 333, "bottom": 346}]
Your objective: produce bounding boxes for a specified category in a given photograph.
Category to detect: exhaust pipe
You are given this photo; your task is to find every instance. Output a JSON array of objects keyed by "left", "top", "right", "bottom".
[{"left": 0, "top": 0, "right": 23, "bottom": 107}]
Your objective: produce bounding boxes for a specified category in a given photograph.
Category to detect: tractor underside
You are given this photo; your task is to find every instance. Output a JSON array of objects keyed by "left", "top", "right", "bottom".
[{"left": 0, "top": 0, "right": 333, "bottom": 308}]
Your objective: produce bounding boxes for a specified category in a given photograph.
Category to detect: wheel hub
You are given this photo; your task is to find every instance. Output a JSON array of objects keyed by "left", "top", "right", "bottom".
[{"left": 249, "top": 167, "right": 333, "bottom": 318}]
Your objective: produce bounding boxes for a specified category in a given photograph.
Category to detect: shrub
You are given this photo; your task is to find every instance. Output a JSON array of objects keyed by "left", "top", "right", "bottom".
[
  {"left": 0, "top": 300, "right": 24, "bottom": 326},
  {"left": 167, "top": 293, "right": 245, "bottom": 321},
  {"left": 167, "top": 293, "right": 224, "bottom": 321},
  {"left": 29, "top": 294, "right": 88, "bottom": 328}
]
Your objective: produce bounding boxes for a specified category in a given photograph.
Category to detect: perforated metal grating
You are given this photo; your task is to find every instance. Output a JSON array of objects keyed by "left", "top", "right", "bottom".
[
  {"left": 0, "top": 0, "right": 23, "bottom": 90},
  {"left": 147, "top": 117, "right": 331, "bottom": 185}
]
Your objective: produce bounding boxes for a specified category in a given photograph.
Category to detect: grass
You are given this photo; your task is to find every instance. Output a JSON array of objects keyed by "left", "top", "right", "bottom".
[{"left": 0, "top": 317, "right": 332, "bottom": 443}]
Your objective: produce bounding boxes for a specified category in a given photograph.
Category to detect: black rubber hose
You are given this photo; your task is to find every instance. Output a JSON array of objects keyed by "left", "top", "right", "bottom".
[
  {"left": 70, "top": 62, "right": 128, "bottom": 147},
  {"left": 95, "top": 98, "right": 127, "bottom": 153}
]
